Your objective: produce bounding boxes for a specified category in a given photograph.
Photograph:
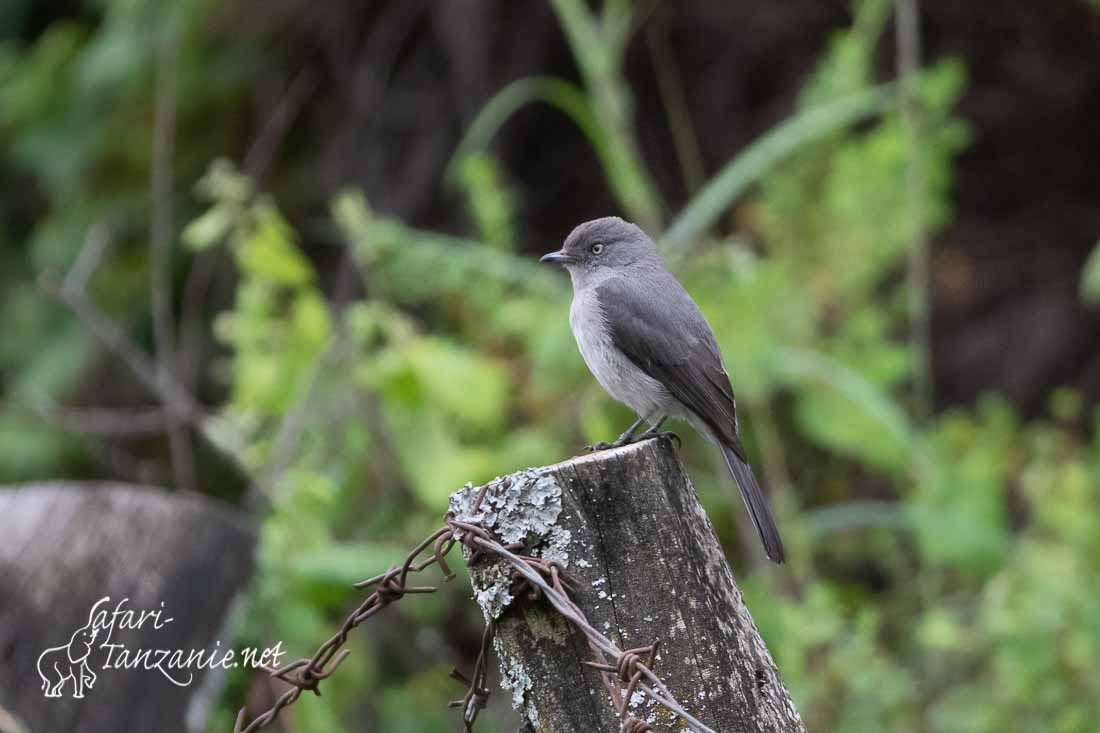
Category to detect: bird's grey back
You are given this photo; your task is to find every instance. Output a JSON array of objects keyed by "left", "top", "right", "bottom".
[{"left": 600, "top": 262, "right": 725, "bottom": 366}]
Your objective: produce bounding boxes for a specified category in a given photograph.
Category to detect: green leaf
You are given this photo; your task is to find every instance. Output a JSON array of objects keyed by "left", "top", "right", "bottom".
[
  {"left": 449, "top": 76, "right": 600, "bottom": 172},
  {"left": 663, "top": 85, "right": 896, "bottom": 251},
  {"left": 194, "top": 157, "right": 253, "bottom": 203},
  {"left": 778, "top": 346, "right": 915, "bottom": 471},
  {"left": 1080, "top": 239, "right": 1100, "bottom": 304},
  {"left": 234, "top": 202, "right": 312, "bottom": 285},
  {"left": 453, "top": 152, "right": 516, "bottom": 251},
  {"left": 378, "top": 337, "right": 510, "bottom": 433},
  {"left": 181, "top": 201, "right": 235, "bottom": 250},
  {"left": 804, "top": 501, "right": 911, "bottom": 537}
]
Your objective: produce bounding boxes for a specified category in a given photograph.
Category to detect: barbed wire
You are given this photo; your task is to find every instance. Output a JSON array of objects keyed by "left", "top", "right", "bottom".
[
  {"left": 233, "top": 480, "right": 715, "bottom": 733},
  {"left": 458, "top": 529, "right": 716, "bottom": 733},
  {"left": 232, "top": 522, "right": 468, "bottom": 733},
  {"left": 448, "top": 620, "right": 495, "bottom": 731}
]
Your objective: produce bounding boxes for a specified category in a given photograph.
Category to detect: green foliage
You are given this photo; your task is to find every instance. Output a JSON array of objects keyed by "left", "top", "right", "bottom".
[
  {"left": 722, "top": 9, "right": 1100, "bottom": 730},
  {"left": 451, "top": 0, "right": 662, "bottom": 231},
  {"left": 913, "top": 398, "right": 1015, "bottom": 573},
  {"left": 749, "top": 406, "right": 1100, "bottom": 733},
  {"left": 184, "top": 159, "right": 572, "bottom": 730},
  {"left": 0, "top": 0, "right": 253, "bottom": 480},
  {"left": 548, "top": 0, "right": 662, "bottom": 231},
  {"left": 741, "top": 1, "right": 969, "bottom": 475},
  {"left": 454, "top": 153, "right": 517, "bottom": 252},
  {"left": 662, "top": 85, "right": 897, "bottom": 252},
  {"left": 4, "top": 1, "right": 1098, "bottom": 732}
]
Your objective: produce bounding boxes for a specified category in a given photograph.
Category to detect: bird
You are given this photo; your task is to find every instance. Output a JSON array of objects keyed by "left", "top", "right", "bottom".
[{"left": 540, "top": 216, "right": 785, "bottom": 563}]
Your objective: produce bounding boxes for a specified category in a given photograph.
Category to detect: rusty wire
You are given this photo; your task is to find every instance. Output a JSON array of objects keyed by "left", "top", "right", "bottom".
[
  {"left": 448, "top": 620, "right": 495, "bottom": 731},
  {"left": 233, "top": 479, "right": 715, "bottom": 733},
  {"left": 503, "top": 550, "right": 656, "bottom": 731},
  {"left": 232, "top": 524, "right": 458, "bottom": 732}
]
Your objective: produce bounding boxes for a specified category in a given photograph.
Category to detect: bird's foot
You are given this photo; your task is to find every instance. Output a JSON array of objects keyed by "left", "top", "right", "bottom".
[
  {"left": 584, "top": 415, "right": 676, "bottom": 452},
  {"left": 586, "top": 430, "right": 675, "bottom": 452},
  {"left": 584, "top": 429, "right": 643, "bottom": 453},
  {"left": 639, "top": 430, "right": 681, "bottom": 448},
  {"left": 583, "top": 437, "right": 632, "bottom": 452}
]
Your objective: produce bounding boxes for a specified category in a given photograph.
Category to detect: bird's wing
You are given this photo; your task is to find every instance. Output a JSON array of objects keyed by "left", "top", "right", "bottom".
[{"left": 596, "top": 275, "right": 745, "bottom": 456}]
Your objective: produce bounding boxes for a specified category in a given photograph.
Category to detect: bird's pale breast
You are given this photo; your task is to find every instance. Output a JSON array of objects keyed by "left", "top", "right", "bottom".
[{"left": 569, "top": 287, "right": 673, "bottom": 419}]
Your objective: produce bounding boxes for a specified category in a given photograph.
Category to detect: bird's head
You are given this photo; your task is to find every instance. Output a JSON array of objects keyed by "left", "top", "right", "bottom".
[{"left": 540, "top": 217, "right": 659, "bottom": 277}]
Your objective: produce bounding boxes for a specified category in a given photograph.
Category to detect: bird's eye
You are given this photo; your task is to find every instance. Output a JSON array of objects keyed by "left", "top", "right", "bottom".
[{"left": 591, "top": 243, "right": 604, "bottom": 255}]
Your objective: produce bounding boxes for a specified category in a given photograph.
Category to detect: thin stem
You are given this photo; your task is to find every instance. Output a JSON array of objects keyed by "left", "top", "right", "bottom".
[
  {"left": 63, "top": 223, "right": 112, "bottom": 295},
  {"left": 895, "top": 0, "right": 933, "bottom": 421},
  {"left": 48, "top": 283, "right": 203, "bottom": 425},
  {"left": 151, "top": 25, "right": 196, "bottom": 492},
  {"left": 243, "top": 68, "right": 318, "bottom": 184},
  {"left": 645, "top": 10, "right": 706, "bottom": 196},
  {"left": 549, "top": 0, "right": 663, "bottom": 231}
]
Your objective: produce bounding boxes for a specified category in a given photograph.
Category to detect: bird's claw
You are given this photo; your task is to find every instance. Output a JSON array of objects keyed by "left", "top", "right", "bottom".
[
  {"left": 642, "top": 431, "right": 681, "bottom": 449},
  {"left": 585, "top": 430, "right": 678, "bottom": 453},
  {"left": 585, "top": 432, "right": 639, "bottom": 452}
]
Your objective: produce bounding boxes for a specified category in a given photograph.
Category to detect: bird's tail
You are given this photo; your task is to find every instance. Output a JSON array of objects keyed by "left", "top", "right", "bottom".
[{"left": 720, "top": 443, "right": 786, "bottom": 563}]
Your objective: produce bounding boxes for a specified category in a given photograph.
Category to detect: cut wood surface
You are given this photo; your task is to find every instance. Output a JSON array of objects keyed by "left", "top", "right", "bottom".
[
  {"left": 451, "top": 437, "right": 804, "bottom": 732},
  {"left": 0, "top": 482, "right": 255, "bottom": 733}
]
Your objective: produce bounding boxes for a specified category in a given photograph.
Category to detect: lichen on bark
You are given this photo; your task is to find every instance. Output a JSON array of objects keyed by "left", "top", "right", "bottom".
[{"left": 449, "top": 469, "right": 573, "bottom": 623}]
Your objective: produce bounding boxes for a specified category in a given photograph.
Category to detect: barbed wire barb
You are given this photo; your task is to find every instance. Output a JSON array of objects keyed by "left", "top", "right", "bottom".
[{"left": 448, "top": 621, "right": 495, "bottom": 731}]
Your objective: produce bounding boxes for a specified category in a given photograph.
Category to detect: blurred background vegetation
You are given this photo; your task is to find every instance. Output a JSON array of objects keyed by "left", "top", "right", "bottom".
[{"left": 2, "top": 0, "right": 1100, "bottom": 731}]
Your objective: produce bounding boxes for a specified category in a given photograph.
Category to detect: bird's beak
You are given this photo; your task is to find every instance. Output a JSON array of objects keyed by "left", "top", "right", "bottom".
[{"left": 539, "top": 249, "right": 574, "bottom": 265}]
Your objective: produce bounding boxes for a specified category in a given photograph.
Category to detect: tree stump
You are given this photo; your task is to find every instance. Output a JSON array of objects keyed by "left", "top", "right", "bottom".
[
  {"left": 450, "top": 437, "right": 804, "bottom": 732},
  {"left": 0, "top": 482, "right": 256, "bottom": 733}
]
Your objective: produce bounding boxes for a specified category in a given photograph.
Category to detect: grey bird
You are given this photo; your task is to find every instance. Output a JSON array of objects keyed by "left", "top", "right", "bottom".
[{"left": 540, "top": 216, "right": 785, "bottom": 563}]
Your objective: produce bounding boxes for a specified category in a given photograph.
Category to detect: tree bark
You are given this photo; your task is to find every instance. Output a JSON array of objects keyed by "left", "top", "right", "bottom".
[
  {"left": 0, "top": 482, "right": 255, "bottom": 733},
  {"left": 451, "top": 437, "right": 805, "bottom": 733}
]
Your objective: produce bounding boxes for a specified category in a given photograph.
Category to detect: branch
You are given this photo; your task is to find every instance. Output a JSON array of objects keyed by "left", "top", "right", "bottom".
[
  {"left": 44, "top": 276, "right": 204, "bottom": 426},
  {"left": 33, "top": 404, "right": 173, "bottom": 437}
]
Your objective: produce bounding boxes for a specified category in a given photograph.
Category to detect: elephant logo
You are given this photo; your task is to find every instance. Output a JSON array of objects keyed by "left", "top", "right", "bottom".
[{"left": 36, "top": 602, "right": 106, "bottom": 699}]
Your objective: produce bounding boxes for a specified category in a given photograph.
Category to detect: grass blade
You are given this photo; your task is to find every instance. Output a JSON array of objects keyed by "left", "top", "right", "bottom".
[{"left": 663, "top": 85, "right": 896, "bottom": 250}]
